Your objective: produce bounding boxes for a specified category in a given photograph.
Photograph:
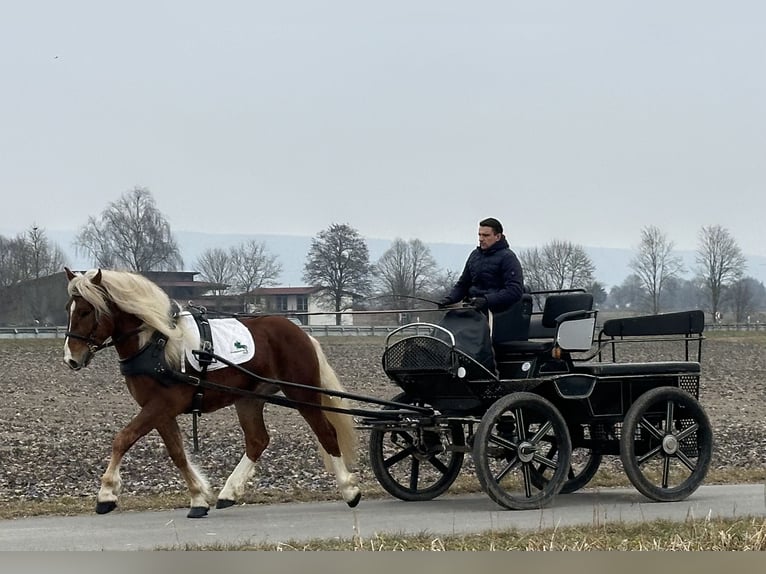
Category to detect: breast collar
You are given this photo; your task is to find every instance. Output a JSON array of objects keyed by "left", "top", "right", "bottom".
[{"left": 119, "top": 331, "right": 175, "bottom": 383}]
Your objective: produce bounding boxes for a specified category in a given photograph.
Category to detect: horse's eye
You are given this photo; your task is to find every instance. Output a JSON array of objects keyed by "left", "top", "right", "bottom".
[{"left": 77, "top": 308, "right": 93, "bottom": 318}]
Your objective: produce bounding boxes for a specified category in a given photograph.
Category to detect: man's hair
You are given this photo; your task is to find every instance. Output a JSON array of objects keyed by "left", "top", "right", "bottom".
[{"left": 479, "top": 217, "right": 503, "bottom": 235}]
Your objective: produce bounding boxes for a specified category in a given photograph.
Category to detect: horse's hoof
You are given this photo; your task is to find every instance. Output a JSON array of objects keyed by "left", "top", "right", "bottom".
[
  {"left": 187, "top": 506, "right": 209, "bottom": 519},
  {"left": 346, "top": 491, "right": 362, "bottom": 508},
  {"left": 216, "top": 498, "right": 236, "bottom": 509},
  {"left": 95, "top": 501, "right": 117, "bottom": 514}
]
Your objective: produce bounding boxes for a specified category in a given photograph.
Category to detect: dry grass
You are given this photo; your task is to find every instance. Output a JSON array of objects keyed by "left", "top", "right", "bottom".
[{"left": 169, "top": 516, "right": 766, "bottom": 551}]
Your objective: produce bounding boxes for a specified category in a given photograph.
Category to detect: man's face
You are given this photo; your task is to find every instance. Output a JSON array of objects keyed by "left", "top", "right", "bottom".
[{"left": 478, "top": 226, "right": 501, "bottom": 250}]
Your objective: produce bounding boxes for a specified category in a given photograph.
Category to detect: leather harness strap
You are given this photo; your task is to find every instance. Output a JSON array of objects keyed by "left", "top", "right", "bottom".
[{"left": 186, "top": 306, "right": 215, "bottom": 452}]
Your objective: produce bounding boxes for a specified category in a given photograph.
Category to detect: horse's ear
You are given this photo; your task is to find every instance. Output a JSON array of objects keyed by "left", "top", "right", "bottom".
[
  {"left": 65, "top": 267, "right": 76, "bottom": 281},
  {"left": 93, "top": 269, "right": 103, "bottom": 286}
]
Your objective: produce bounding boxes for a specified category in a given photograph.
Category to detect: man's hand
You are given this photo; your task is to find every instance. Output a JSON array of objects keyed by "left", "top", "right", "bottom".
[
  {"left": 469, "top": 297, "right": 488, "bottom": 311},
  {"left": 437, "top": 297, "right": 453, "bottom": 309}
]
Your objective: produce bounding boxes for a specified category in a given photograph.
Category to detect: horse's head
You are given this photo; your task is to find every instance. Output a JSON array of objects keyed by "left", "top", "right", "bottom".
[{"left": 63, "top": 267, "right": 116, "bottom": 370}]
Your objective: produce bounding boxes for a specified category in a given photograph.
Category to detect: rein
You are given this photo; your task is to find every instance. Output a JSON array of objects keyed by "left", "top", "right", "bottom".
[
  {"left": 119, "top": 331, "right": 432, "bottom": 418},
  {"left": 108, "top": 326, "right": 432, "bottom": 452},
  {"left": 188, "top": 349, "right": 432, "bottom": 417}
]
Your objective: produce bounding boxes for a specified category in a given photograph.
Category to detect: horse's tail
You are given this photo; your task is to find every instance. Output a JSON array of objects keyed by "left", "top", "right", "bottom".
[{"left": 309, "top": 336, "right": 359, "bottom": 469}]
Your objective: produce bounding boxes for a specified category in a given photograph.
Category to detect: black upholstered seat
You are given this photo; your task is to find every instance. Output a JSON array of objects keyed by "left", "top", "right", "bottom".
[{"left": 494, "top": 292, "right": 594, "bottom": 358}]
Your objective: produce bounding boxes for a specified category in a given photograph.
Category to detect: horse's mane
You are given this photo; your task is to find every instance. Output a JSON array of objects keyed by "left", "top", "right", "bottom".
[{"left": 67, "top": 269, "right": 187, "bottom": 366}]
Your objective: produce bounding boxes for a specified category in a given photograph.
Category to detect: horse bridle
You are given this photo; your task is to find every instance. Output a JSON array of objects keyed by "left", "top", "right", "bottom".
[
  {"left": 65, "top": 295, "right": 144, "bottom": 355},
  {"left": 65, "top": 325, "right": 146, "bottom": 354}
]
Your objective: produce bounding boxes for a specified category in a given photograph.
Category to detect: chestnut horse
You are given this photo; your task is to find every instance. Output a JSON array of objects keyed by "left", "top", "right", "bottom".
[{"left": 63, "top": 267, "right": 360, "bottom": 518}]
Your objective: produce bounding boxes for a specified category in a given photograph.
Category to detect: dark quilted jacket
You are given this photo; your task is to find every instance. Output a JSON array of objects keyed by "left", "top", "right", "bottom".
[{"left": 446, "top": 237, "right": 524, "bottom": 313}]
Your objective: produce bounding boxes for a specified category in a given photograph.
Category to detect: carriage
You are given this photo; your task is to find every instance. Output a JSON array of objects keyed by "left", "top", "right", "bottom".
[
  {"left": 360, "top": 290, "right": 712, "bottom": 510},
  {"left": 63, "top": 269, "right": 712, "bottom": 517}
]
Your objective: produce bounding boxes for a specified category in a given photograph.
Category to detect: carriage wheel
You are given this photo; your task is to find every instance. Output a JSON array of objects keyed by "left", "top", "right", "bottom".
[
  {"left": 369, "top": 393, "right": 465, "bottom": 502},
  {"left": 473, "top": 392, "right": 571, "bottom": 510},
  {"left": 532, "top": 423, "right": 603, "bottom": 494},
  {"left": 560, "top": 447, "right": 602, "bottom": 494},
  {"left": 620, "top": 386, "right": 713, "bottom": 502},
  {"left": 531, "top": 440, "right": 602, "bottom": 494}
]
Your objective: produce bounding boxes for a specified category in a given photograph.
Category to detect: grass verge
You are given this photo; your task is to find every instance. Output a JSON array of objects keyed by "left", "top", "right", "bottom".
[{"left": 167, "top": 516, "right": 766, "bottom": 551}]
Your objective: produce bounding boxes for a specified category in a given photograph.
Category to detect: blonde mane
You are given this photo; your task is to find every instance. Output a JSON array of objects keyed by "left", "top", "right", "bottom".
[{"left": 67, "top": 269, "right": 187, "bottom": 366}]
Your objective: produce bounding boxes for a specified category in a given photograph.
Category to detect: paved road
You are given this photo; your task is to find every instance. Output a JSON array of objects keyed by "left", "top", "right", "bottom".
[{"left": 1, "top": 484, "right": 764, "bottom": 551}]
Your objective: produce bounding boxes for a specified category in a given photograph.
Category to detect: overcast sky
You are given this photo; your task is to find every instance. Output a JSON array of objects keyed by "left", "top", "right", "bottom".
[{"left": 1, "top": 1, "right": 764, "bottom": 256}]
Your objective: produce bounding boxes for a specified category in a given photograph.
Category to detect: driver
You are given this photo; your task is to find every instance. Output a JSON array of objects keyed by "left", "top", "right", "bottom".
[{"left": 438, "top": 217, "right": 524, "bottom": 315}]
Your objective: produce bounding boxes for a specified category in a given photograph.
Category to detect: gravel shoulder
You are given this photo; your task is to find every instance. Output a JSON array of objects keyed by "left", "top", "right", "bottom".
[{"left": 1, "top": 334, "right": 764, "bottom": 503}]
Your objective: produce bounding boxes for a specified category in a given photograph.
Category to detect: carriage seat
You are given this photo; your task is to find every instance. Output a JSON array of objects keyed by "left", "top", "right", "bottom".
[{"left": 494, "top": 292, "right": 595, "bottom": 357}]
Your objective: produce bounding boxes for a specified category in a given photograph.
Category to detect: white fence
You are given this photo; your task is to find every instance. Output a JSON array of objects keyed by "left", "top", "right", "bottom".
[
  {"left": 0, "top": 326, "right": 69, "bottom": 339},
  {"left": 703, "top": 323, "right": 766, "bottom": 332}
]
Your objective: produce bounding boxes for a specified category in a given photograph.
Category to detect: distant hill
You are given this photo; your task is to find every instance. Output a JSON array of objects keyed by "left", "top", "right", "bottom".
[{"left": 39, "top": 229, "right": 766, "bottom": 290}]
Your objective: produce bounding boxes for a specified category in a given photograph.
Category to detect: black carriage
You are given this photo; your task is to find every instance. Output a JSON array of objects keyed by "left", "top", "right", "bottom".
[{"left": 361, "top": 290, "right": 712, "bottom": 510}]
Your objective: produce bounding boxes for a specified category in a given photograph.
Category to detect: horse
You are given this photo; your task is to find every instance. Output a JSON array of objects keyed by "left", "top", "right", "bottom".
[{"left": 62, "top": 267, "right": 361, "bottom": 518}]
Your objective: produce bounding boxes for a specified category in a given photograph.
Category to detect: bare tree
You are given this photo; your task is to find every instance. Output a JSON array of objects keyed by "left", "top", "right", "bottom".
[
  {"left": 660, "top": 276, "right": 706, "bottom": 312},
  {"left": 374, "top": 238, "right": 437, "bottom": 308},
  {"left": 0, "top": 225, "right": 69, "bottom": 325},
  {"left": 194, "top": 247, "right": 235, "bottom": 295},
  {"left": 430, "top": 268, "right": 460, "bottom": 300},
  {"left": 727, "top": 277, "right": 763, "bottom": 323},
  {"left": 0, "top": 226, "right": 67, "bottom": 286},
  {"left": 27, "top": 227, "right": 45, "bottom": 279},
  {"left": 0, "top": 236, "right": 12, "bottom": 287},
  {"left": 75, "top": 186, "right": 183, "bottom": 272},
  {"left": 695, "top": 224, "right": 747, "bottom": 321},
  {"left": 607, "top": 274, "right": 646, "bottom": 311},
  {"left": 518, "top": 247, "right": 545, "bottom": 295},
  {"left": 587, "top": 280, "right": 608, "bottom": 307},
  {"left": 230, "top": 240, "right": 282, "bottom": 293},
  {"left": 303, "top": 223, "right": 372, "bottom": 324},
  {"left": 27, "top": 226, "right": 67, "bottom": 278},
  {"left": 520, "top": 240, "right": 595, "bottom": 292},
  {"left": 0, "top": 235, "right": 28, "bottom": 287},
  {"left": 629, "top": 225, "right": 684, "bottom": 314}
]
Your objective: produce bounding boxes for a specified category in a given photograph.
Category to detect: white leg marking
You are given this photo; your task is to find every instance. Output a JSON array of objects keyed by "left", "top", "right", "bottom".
[
  {"left": 97, "top": 461, "right": 122, "bottom": 504},
  {"left": 330, "top": 455, "right": 360, "bottom": 505},
  {"left": 181, "top": 460, "right": 212, "bottom": 509},
  {"left": 218, "top": 454, "right": 256, "bottom": 502}
]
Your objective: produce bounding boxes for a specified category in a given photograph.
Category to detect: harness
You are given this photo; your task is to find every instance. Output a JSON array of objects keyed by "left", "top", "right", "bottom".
[
  {"left": 116, "top": 306, "right": 215, "bottom": 451},
  {"left": 97, "top": 309, "right": 431, "bottom": 451}
]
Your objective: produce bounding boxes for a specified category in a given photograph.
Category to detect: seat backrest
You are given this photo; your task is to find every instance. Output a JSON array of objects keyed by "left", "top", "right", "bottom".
[
  {"left": 541, "top": 292, "right": 594, "bottom": 328},
  {"left": 491, "top": 293, "right": 533, "bottom": 344},
  {"left": 601, "top": 309, "right": 704, "bottom": 337},
  {"left": 528, "top": 292, "right": 594, "bottom": 339}
]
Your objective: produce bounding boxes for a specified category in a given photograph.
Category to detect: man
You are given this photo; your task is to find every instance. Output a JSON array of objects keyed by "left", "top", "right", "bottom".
[{"left": 439, "top": 217, "right": 524, "bottom": 314}]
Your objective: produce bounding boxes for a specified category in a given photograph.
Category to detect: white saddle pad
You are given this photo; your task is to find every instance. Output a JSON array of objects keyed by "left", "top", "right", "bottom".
[{"left": 178, "top": 313, "right": 255, "bottom": 372}]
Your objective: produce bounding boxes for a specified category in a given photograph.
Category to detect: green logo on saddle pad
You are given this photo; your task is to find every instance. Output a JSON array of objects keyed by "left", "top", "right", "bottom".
[{"left": 232, "top": 341, "right": 248, "bottom": 354}]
